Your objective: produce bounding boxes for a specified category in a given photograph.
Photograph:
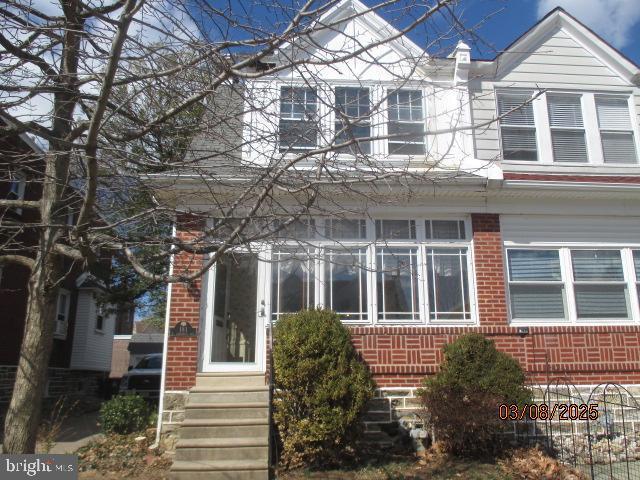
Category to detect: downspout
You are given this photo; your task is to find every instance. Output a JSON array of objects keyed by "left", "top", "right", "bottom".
[{"left": 152, "top": 221, "right": 176, "bottom": 448}]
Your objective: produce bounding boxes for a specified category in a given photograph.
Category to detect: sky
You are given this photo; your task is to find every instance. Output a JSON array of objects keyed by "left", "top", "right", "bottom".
[{"left": 452, "top": 0, "right": 640, "bottom": 64}]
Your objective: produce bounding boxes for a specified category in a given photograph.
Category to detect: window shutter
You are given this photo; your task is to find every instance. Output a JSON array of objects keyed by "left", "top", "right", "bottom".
[
  {"left": 547, "top": 95, "right": 587, "bottom": 163},
  {"left": 596, "top": 97, "right": 637, "bottom": 164}
]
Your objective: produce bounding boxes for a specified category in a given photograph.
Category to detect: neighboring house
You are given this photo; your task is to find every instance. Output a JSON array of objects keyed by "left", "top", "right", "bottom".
[
  {"left": 0, "top": 114, "right": 120, "bottom": 410},
  {"left": 160, "top": 3, "right": 640, "bottom": 477},
  {"left": 110, "top": 317, "right": 164, "bottom": 384}
]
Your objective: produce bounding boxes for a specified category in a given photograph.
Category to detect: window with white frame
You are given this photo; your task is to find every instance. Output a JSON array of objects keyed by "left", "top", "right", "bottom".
[
  {"left": 547, "top": 94, "right": 588, "bottom": 163},
  {"left": 271, "top": 248, "right": 315, "bottom": 320},
  {"left": 55, "top": 290, "right": 70, "bottom": 339},
  {"left": 497, "top": 91, "right": 537, "bottom": 161},
  {"left": 324, "top": 248, "right": 368, "bottom": 321},
  {"left": 376, "top": 247, "right": 420, "bottom": 322},
  {"left": 507, "top": 247, "right": 640, "bottom": 324},
  {"left": 334, "top": 87, "right": 371, "bottom": 155},
  {"left": 387, "top": 89, "right": 425, "bottom": 155},
  {"left": 427, "top": 248, "right": 471, "bottom": 321},
  {"left": 595, "top": 96, "right": 638, "bottom": 164},
  {"left": 634, "top": 250, "right": 640, "bottom": 300},
  {"left": 325, "top": 218, "right": 367, "bottom": 240},
  {"left": 375, "top": 219, "right": 416, "bottom": 240},
  {"left": 425, "top": 220, "right": 466, "bottom": 240},
  {"left": 279, "top": 87, "right": 318, "bottom": 151},
  {"left": 96, "top": 304, "right": 104, "bottom": 332}
]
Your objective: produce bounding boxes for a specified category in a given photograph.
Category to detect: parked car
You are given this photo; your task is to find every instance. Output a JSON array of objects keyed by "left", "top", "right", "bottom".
[{"left": 119, "top": 353, "right": 162, "bottom": 400}]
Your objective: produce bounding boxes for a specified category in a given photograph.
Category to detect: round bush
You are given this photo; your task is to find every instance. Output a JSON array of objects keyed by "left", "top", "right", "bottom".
[
  {"left": 99, "top": 395, "right": 152, "bottom": 434},
  {"left": 272, "top": 309, "right": 375, "bottom": 469},
  {"left": 418, "top": 333, "right": 531, "bottom": 456}
]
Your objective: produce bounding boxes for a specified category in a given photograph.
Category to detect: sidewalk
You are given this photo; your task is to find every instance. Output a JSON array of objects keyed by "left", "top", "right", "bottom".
[{"left": 36, "top": 411, "right": 103, "bottom": 454}]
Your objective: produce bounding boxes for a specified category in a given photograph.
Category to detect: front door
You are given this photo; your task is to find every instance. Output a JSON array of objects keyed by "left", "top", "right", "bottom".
[{"left": 202, "top": 253, "right": 265, "bottom": 372}]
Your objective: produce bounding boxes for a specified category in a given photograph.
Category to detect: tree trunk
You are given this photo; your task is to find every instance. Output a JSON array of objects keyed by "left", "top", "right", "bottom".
[{"left": 2, "top": 257, "right": 59, "bottom": 453}]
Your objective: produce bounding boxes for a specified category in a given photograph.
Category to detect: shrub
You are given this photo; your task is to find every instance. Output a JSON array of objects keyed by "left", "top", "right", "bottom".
[
  {"left": 272, "top": 309, "right": 375, "bottom": 469},
  {"left": 418, "top": 333, "right": 531, "bottom": 456},
  {"left": 99, "top": 395, "right": 152, "bottom": 434}
]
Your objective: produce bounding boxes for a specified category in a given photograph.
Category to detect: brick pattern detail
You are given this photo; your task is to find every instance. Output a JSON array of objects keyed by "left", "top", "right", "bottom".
[
  {"left": 164, "top": 216, "right": 204, "bottom": 391},
  {"left": 472, "top": 214, "right": 508, "bottom": 327},
  {"left": 504, "top": 173, "right": 640, "bottom": 184}
]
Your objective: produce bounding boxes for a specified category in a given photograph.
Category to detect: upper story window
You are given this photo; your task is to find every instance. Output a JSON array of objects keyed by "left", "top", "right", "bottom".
[
  {"left": 7, "top": 170, "right": 26, "bottom": 215},
  {"left": 497, "top": 89, "right": 638, "bottom": 165},
  {"left": 335, "top": 87, "right": 371, "bottom": 155},
  {"left": 497, "top": 92, "right": 537, "bottom": 161},
  {"left": 547, "top": 94, "right": 587, "bottom": 163},
  {"left": 387, "top": 89, "right": 426, "bottom": 155},
  {"left": 595, "top": 96, "right": 638, "bottom": 164},
  {"left": 279, "top": 87, "right": 318, "bottom": 151},
  {"left": 55, "top": 290, "right": 70, "bottom": 339}
]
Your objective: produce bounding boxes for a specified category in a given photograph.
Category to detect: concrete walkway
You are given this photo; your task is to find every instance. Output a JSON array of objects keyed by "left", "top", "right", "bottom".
[{"left": 36, "top": 411, "right": 103, "bottom": 454}]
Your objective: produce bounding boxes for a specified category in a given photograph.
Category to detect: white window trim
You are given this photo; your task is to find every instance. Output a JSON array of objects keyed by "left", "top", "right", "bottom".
[
  {"left": 497, "top": 88, "right": 640, "bottom": 168},
  {"left": 278, "top": 85, "right": 320, "bottom": 152},
  {"left": 385, "top": 88, "right": 427, "bottom": 157},
  {"left": 265, "top": 216, "right": 478, "bottom": 327},
  {"left": 505, "top": 244, "right": 640, "bottom": 326},
  {"left": 95, "top": 303, "right": 105, "bottom": 333},
  {"left": 54, "top": 289, "right": 71, "bottom": 340}
]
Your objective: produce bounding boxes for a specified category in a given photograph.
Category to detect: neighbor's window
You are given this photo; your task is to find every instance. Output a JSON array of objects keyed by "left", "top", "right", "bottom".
[
  {"left": 334, "top": 87, "right": 371, "bottom": 155},
  {"left": 279, "top": 87, "right": 318, "bottom": 151},
  {"left": 507, "top": 249, "right": 566, "bottom": 320},
  {"left": 96, "top": 304, "right": 104, "bottom": 332},
  {"left": 547, "top": 94, "right": 588, "bottom": 163},
  {"left": 271, "top": 249, "right": 315, "bottom": 320},
  {"left": 595, "top": 96, "right": 638, "bottom": 164},
  {"left": 324, "top": 248, "right": 368, "bottom": 321},
  {"left": 55, "top": 290, "right": 71, "bottom": 339},
  {"left": 571, "top": 250, "right": 630, "bottom": 320},
  {"left": 497, "top": 92, "right": 537, "bottom": 161},
  {"left": 376, "top": 247, "right": 420, "bottom": 322},
  {"left": 426, "top": 248, "right": 471, "bottom": 321},
  {"left": 7, "top": 170, "right": 26, "bottom": 215},
  {"left": 387, "top": 89, "right": 425, "bottom": 155}
]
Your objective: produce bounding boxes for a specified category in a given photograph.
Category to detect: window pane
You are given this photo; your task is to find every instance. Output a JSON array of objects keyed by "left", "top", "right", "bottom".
[
  {"left": 388, "top": 122, "right": 425, "bottom": 143},
  {"left": 508, "top": 250, "right": 562, "bottom": 281},
  {"left": 280, "top": 87, "right": 318, "bottom": 150},
  {"left": 376, "top": 248, "right": 419, "bottom": 321},
  {"left": 388, "top": 90, "right": 423, "bottom": 121},
  {"left": 388, "top": 142, "right": 426, "bottom": 155},
  {"left": 427, "top": 249, "right": 470, "bottom": 321},
  {"left": 601, "top": 132, "right": 637, "bottom": 164},
  {"left": 326, "top": 219, "right": 366, "bottom": 239},
  {"left": 551, "top": 130, "right": 588, "bottom": 163},
  {"left": 335, "top": 121, "right": 371, "bottom": 154},
  {"left": 271, "top": 250, "right": 315, "bottom": 319},
  {"left": 325, "top": 249, "right": 368, "bottom": 321},
  {"left": 501, "top": 127, "right": 537, "bottom": 161},
  {"left": 375, "top": 220, "right": 416, "bottom": 240},
  {"left": 634, "top": 251, "right": 640, "bottom": 278},
  {"left": 214, "top": 261, "right": 228, "bottom": 319},
  {"left": 575, "top": 285, "right": 629, "bottom": 319},
  {"left": 279, "top": 120, "right": 318, "bottom": 150},
  {"left": 596, "top": 97, "right": 632, "bottom": 130},
  {"left": 275, "top": 219, "right": 316, "bottom": 239},
  {"left": 547, "top": 95, "right": 584, "bottom": 128},
  {"left": 428, "top": 220, "right": 465, "bottom": 240},
  {"left": 510, "top": 284, "right": 565, "bottom": 319},
  {"left": 335, "top": 87, "right": 370, "bottom": 117},
  {"left": 498, "top": 93, "right": 535, "bottom": 126},
  {"left": 571, "top": 250, "right": 624, "bottom": 281}
]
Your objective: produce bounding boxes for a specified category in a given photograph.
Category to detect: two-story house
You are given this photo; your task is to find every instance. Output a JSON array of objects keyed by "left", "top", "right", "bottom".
[{"left": 160, "top": 3, "right": 640, "bottom": 478}]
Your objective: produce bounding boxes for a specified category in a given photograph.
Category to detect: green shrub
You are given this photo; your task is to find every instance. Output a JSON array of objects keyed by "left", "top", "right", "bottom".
[
  {"left": 418, "top": 333, "right": 531, "bottom": 456},
  {"left": 272, "top": 309, "right": 375, "bottom": 469},
  {"left": 99, "top": 395, "right": 152, "bottom": 434}
]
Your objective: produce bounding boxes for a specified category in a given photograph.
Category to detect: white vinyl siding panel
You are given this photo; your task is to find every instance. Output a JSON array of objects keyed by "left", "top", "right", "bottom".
[{"left": 70, "top": 291, "right": 115, "bottom": 371}]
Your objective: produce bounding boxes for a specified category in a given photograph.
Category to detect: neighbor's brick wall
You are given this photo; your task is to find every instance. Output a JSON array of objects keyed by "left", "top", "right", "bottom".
[{"left": 164, "top": 215, "right": 204, "bottom": 391}]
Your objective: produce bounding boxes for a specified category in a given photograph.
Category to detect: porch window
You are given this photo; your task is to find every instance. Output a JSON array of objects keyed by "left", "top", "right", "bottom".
[
  {"left": 376, "top": 247, "right": 420, "bottom": 322},
  {"left": 279, "top": 87, "right": 318, "bottom": 151},
  {"left": 375, "top": 219, "right": 416, "bottom": 240},
  {"left": 55, "top": 290, "right": 70, "bottom": 339},
  {"left": 325, "top": 218, "right": 367, "bottom": 240},
  {"left": 324, "top": 248, "right": 368, "bottom": 321},
  {"left": 271, "top": 249, "right": 315, "bottom": 320},
  {"left": 334, "top": 87, "right": 371, "bottom": 155},
  {"left": 427, "top": 248, "right": 471, "bottom": 321},
  {"left": 497, "top": 91, "right": 537, "bottom": 161},
  {"left": 634, "top": 250, "right": 640, "bottom": 302},
  {"left": 425, "top": 220, "right": 466, "bottom": 240},
  {"left": 547, "top": 94, "right": 588, "bottom": 163},
  {"left": 571, "top": 250, "right": 629, "bottom": 320},
  {"left": 387, "top": 89, "right": 425, "bottom": 155},
  {"left": 595, "top": 96, "right": 637, "bottom": 164},
  {"left": 507, "top": 249, "right": 566, "bottom": 320}
]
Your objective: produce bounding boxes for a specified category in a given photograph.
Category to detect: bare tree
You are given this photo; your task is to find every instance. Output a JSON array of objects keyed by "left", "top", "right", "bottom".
[{"left": 0, "top": 0, "right": 510, "bottom": 453}]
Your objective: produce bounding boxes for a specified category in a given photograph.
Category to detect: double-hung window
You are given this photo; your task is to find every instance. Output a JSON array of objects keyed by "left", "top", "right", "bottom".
[
  {"left": 497, "top": 91, "right": 537, "bottom": 161},
  {"left": 595, "top": 96, "right": 638, "bottom": 164},
  {"left": 547, "top": 94, "right": 588, "bottom": 163},
  {"left": 55, "top": 290, "right": 71, "bottom": 339},
  {"left": 334, "top": 87, "right": 371, "bottom": 154},
  {"left": 387, "top": 89, "right": 425, "bottom": 155},
  {"left": 279, "top": 87, "right": 318, "bottom": 151},
  {"left": 571, "top": 250, "right": 630, "bottom": 320}
]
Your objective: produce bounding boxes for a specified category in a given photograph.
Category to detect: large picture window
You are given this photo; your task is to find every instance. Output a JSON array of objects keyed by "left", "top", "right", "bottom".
[{"left": 507, "top": 247, "right": 639, "bottom": 324}]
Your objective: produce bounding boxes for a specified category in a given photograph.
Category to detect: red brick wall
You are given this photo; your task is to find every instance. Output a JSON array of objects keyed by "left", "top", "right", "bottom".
[{"left": 164, "top": 216, "right": 204, "bottom": 390}]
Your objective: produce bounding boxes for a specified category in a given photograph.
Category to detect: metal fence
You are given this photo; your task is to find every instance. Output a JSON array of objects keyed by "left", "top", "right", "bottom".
[{"left": 516, "top": 380, "right": 640, "bottom": 480}]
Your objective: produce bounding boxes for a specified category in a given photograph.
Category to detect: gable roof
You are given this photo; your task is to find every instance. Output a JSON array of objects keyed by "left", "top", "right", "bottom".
[{"left": 486, "top": 7, "right": 640, "bottom": 85}]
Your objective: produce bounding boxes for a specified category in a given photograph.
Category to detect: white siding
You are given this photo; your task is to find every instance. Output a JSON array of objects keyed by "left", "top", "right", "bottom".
[
  {"left": 472, "top": 27, "right": 638, "bottom": 162},
  {"left": 70, "top": 290, "right": 116, "bottom": 372},
  {"left": 501, "top": 215, "right": 640, "bottom": 245}
]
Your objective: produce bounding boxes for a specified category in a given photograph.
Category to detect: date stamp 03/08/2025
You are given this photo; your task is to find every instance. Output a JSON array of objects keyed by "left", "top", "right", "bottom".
[{"left": 499, "top": 403, "right": 600, "bottom": 421}]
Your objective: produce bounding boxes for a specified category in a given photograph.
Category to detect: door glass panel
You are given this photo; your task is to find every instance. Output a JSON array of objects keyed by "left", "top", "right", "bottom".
[{"left": 210, "top": 254, "right": 258, "bottom": 363}]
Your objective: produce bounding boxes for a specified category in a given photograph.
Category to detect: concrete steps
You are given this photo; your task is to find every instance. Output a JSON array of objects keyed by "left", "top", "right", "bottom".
[{"left": 170, "top": 372, "right": 270, "bottom": 480}]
